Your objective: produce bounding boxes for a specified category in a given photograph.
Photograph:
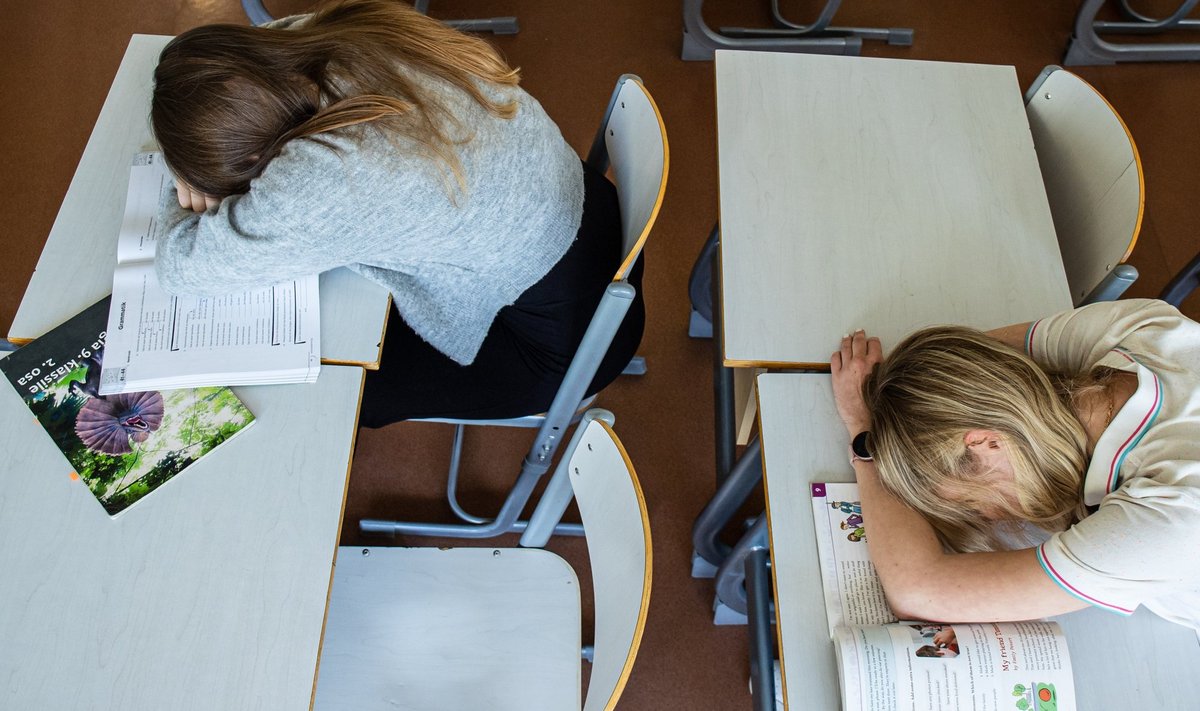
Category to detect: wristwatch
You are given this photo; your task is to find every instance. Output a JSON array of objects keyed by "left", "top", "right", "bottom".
[{"left": 849, "top": 431, "right": 873, "bottom": 464}]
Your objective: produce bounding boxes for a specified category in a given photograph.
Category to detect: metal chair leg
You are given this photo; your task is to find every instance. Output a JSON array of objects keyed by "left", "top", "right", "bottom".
[
  {"left": 1065, "top": 0, "right": 1200, "bottom": 65},
  {"left": 445, "top": 424, "right": 488, "bottom": 524},
  {"left": 714, "top": 514, "right": 771, "bottom": 616},
  {"left": 747, "top": 548, "right": 778, "bottom": 711},
  {"left": 692, "top": 439, "right": 763, "bottom": 571},
  {"left": 682, "top": 0, "right": 861, "bottom": 61}
]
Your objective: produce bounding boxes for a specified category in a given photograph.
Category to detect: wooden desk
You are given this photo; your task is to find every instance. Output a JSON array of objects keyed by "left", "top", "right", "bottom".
[
  {"left": 756, "top": 372, "right": 1200, "bottom": 710},
  {"left": 7, "top": 35, "right": 391, "bottom": 369},
  {"left": 715, "top": 50, "right": 1072, "bottom": 370},
  {"left": 0, "top": 364, "right": 364, "bottom": 710}
]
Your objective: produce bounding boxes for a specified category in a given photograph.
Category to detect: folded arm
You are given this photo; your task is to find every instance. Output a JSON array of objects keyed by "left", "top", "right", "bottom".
[{"left": 832, "top": 330, "right": 1088, "bottom": 622}]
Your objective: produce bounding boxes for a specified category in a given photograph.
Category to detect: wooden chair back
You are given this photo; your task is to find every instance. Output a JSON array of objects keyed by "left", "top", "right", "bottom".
[
  {"left": 568, "top": 420, "right": 653, "bottom": 711},
  {"left": 1025, "top": 66, "right": 1143, "bottom": 305},
  {"left": 587, "top": 75, "right": 669, "bottom": 281}
]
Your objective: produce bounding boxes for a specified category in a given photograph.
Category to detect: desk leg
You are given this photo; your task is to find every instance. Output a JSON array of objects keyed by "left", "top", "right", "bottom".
[
  {"left": 747, "top": 548, "right": 778, "bottom": 711},
  {"left": 692, "top": 439, "right": 763, "bottom": 571},
  {"left": 682, "top": 0, "right": 863, "bottom": 61},
  {"left": 714, "top": 244, "right": 737, "bottom": 486},
  {"left": 1065, "top": 0, "right": 1200, "bottom": 65}
]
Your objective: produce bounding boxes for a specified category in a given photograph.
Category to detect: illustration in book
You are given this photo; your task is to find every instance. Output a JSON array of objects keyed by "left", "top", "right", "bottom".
[{"left": 1, "top": 297, "right": 255, "bottom": 516}]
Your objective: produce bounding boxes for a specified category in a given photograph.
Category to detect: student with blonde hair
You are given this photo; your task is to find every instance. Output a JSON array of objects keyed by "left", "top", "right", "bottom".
[
  {"left": 150, "top": 0, "right": 643, "bottom": 425},
  {"left": 831, "top": 299, "right": 1200, "bottom": 631}
]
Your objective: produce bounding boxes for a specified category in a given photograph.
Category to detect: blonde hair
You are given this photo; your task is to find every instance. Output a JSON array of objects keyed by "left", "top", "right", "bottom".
[
  {"left": 863, "top": 326, "right": 1092, "bottom": 552},
  {"left": 151, "top": 0, "right": 520, "bottom": 197}
]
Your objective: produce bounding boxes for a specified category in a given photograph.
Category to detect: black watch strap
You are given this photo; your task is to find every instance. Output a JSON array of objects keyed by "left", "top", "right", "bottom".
[{"left": 850, "top": 430, "right": 873, "bottom": 462}]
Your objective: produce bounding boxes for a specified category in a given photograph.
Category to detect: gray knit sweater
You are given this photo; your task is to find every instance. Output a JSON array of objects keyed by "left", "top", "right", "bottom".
[{"left": 154, "top": 72, "right": 584, "bottom": 366}]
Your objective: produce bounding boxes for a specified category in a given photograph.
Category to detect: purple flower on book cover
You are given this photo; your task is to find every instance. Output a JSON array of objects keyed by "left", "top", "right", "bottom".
[{"left": 75, "top": 391, "right": 165, "bottom": 454}]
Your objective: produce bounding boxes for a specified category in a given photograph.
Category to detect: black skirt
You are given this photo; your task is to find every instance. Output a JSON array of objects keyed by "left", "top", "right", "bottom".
[{"left": 358, "top": 161, "right": 644, "bottom": 426}]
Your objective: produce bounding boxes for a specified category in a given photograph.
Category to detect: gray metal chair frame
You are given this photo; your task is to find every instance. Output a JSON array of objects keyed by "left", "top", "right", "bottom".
[
  {"left": 1065, "top": 0, "right": 1200, "bottom": 65},
  {"left": 241, "top": 0, "right": 518, "bottom": 35},
  {"left": 682, "top": 0, "right": 912, "bottom": 61},
  {"left": 1161, "top": 251, "right": 1200, "bottom": 307},
  {"left": 361, "top": 75, "right": 665, "bottom": 541},
  {"left": 687, "top": 223, "right": 719, "bottom": 339},
  {"left": 713, "top": 515, "right": 778, "bottom": 711}
]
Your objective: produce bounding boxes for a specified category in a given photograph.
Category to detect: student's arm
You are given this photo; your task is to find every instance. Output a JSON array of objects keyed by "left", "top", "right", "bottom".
[
  {"left": 832, "top": 331, "right": 1088, "bottom": 622},
  {"left": 850, "top": 457, "right": 1087, "bottom": 621},
  {"left": 985, "top": 322, "right": 1032, "bottom": 351}
]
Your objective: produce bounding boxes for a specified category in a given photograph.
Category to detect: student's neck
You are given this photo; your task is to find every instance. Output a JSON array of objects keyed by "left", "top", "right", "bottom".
[{"left": 1075, "top": 372, "right": 1138, "bottom": 454}]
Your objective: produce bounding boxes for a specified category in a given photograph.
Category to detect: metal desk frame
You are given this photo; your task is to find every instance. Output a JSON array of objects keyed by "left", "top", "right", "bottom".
[
  {"left": 1065, "top": 0, "right": 1200, "bottom": 65},
  {"left": 682, "top": 0, "right": 912, "bottom": 61}
]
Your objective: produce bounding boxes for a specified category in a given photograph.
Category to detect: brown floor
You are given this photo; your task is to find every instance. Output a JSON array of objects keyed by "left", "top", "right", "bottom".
[{"left": 4, "top": 1, "right": 1200, "bottom": 709}]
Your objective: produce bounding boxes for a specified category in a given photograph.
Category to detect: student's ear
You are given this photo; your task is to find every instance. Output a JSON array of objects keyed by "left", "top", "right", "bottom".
[{"left": 963, "top": 429, "right": 1002, "bottom": 449}]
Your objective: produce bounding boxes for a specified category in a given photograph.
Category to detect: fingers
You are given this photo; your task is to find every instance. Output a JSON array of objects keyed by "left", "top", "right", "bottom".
[
  {"left": 174, "top": 178, "right": 218, "bottom": 214},
  {"left": 852, "top": 329, "right": 867, "bottom": 357},
  {"left": 175, "top": 179, "right": 192, "bottom": 210},
  {"left": 866, "top": 333, "right": 883, "bottom": 363},
  {"left": 837, "top": 330, "right": 882, "bottom": 365},
  {"left": 189, "top": 188, "right": 208, "bottom": 214}
]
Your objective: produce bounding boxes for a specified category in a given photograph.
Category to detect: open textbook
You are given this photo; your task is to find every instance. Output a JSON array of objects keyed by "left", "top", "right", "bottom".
[
  {"left": 811, "top": 482, "right": 1076, "bottom": 711},
  {"left": 99, "top": 152, "right": 320, "bottom": 395}
]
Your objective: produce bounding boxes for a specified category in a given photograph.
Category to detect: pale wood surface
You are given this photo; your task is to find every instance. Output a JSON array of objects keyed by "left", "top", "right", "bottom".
[
  {"left": 315, "top": 547, "right": 582, "bottom": 711},
  {"left": 756, "top": 373, "right": 854, "bottom": 711},
  {"left": 0, "top": 365, "right": 364, "bottom": 711},
  {"left": 716, "top": 51, "right": 1073, "bottom": 367},
  {"left": 605, "top": 77, "right": 668, "bottom": 280},
  {"left": 757, "top": 372, "right": 1200, "bottom": 710},
  {"left": 1027, "top": 69, "right": 1142, "bottom": 305},
  {"left": 573, "top": 421, "right": 651, "bottom": 711},
  {"left": 734, "top": 366, "right": 760, "bottom": 445},
  {"left": 8, "top": 34, "right": 390, "bottom": 368}
]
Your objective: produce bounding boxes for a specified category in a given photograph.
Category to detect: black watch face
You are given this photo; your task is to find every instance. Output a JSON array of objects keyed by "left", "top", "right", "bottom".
[{"left": 852, "top": 431, "right": 872, "bottom": 459}]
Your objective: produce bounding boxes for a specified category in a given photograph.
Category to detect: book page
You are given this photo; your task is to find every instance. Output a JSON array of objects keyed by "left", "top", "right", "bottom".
[
  {"left": 812, "top": 482, "right": 897, "bottom": 631},
  {"left": 100, "top": 261, "right": 320, "bottom": 394},
  {"left": 836, "top": 621, "right": 1077, "bottom": 711},
  {"left": 116, "top": 152, "right": 174, "bottom": 265}
]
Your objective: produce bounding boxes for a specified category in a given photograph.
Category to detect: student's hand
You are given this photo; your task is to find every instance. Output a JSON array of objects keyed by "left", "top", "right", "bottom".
[
  {"left": 175, "top": 178, "right": 221, "bottom": 214},
  {"left": 831, "top": 329, "right": 882, "bottom": 435}
]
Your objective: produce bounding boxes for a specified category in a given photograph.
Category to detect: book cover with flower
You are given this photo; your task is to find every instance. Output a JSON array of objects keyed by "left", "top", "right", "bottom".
[{"left": 1, "top": 297, "right": 255, "bottom": 516}]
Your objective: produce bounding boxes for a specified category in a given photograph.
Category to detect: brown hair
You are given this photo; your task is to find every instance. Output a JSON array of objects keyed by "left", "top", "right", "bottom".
[
  {"left": 151, "top": 0, "right": 520, "bottom": 197},
  {"left": 863, "top": 326, "right": 1093, "bottom": 553}
]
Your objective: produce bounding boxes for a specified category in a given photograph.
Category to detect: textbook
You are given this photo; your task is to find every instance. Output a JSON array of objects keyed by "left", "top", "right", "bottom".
[
  {"left": 0, "top": 297, "right": 256, "bottom": 517},
  {"left": 98, "top": 152, "right": 320, "bottom": 395},
  {"left": 811, "top": 482, "right": 1077, "bottom": 711}
]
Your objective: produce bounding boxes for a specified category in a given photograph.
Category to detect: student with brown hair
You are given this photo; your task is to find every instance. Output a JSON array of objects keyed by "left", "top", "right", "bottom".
[
  {"left": 150, "top": 0, "right": 643, "bottom": 425},
  {"left": 831, "top": 299, "right": 1200, "bottom": 631}
]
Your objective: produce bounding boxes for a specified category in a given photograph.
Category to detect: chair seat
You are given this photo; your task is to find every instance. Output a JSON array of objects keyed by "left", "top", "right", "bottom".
[{"left": 315, "top": 547, "right": 582, "bottom": 711}]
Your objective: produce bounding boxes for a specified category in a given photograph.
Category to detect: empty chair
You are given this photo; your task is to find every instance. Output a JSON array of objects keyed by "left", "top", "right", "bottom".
[
  {"left": 314, "top": 412, "right": 652, "bottom": 711},
  {"left": 1025, "top": 65, "right": 1144, "bottom": 305},
  {"left": 360, "top": 74, "right": 668, "bottom": 540}
]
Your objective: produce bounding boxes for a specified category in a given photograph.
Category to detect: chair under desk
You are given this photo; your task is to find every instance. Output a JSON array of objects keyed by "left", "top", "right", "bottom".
[{"left": 753, "top": 372, "right": 1200, "bottom": 711}]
